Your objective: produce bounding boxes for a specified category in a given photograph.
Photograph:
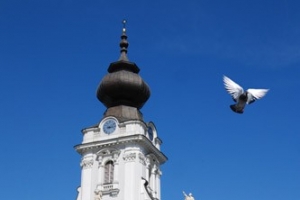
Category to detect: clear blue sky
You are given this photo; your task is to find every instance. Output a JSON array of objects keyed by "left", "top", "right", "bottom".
[{"left": 1, "top": 0, "right": 299, "bottom": 200}]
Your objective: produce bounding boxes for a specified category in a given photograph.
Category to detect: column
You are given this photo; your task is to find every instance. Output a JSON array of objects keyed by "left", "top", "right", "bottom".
[
  {"left": 80, "top": 153, "right": 94, "bottom": 200},
  {"left": 156, "top": 168, "right": 162, "bottom": 200},
  {"left": 97, "top": 156, "right": 104, "bottom": 187}
]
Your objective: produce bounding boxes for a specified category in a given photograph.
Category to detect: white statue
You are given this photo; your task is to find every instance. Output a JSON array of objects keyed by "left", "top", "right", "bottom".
[
  {"left": 94, "top": 189, "right": 102, "bottom": 200},
  {"left": 183, "top": 191, "right": 194, "bottom": 200}
]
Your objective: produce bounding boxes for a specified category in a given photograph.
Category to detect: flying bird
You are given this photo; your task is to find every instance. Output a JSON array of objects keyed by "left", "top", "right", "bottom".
[{"left": 223, "top": 75, "right": 269, "bottom": 114}]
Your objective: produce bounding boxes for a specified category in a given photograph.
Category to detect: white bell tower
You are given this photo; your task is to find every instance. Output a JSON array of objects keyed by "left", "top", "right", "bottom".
[{"left": 75, "top": 21, "right": 167, "bottom": 200}]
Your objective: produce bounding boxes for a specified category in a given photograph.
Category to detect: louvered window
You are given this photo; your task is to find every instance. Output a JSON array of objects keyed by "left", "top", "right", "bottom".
[{"left": 104, "top": 161, "right": 114, "bottom": 184}]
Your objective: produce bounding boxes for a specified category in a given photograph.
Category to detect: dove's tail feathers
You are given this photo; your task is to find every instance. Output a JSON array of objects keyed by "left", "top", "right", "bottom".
[{"left": 230, "top": 104, "right": 244, "bottom": 114}]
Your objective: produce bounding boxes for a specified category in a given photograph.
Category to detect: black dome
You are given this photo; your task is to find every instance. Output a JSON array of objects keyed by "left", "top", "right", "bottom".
[
  {"left": 96, "top": 22, "right": 150, "bottom": 110},
  {"left": 96, "top": 61, "right": 150, "bottom": 109}
]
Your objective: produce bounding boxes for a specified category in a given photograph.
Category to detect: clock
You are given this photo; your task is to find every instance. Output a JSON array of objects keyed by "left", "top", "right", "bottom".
[
  {"left": 148, "top": 126, "right": 153, "bottom": 141},
  {"left": 103, "top": 119, "right": 117, "bottom": 134}
]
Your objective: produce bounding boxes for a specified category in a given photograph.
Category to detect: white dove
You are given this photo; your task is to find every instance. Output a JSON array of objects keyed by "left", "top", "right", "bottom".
[{"left": 223, "top": 75, "right": 269, "bottom": 114}]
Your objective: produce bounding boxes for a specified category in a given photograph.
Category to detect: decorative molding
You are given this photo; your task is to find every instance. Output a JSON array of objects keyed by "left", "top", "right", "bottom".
[
  {"left": 123, "top": 152, "right": 136, "bottom": 162},
  {"left": 112, "top": 150, "right": 121, "bottom": 162},
  {"left": 146, "top": 154, "right": 159, "bottom": 166},
  {"left": 138, "top": 153, "right": 146, "bottom": 165},
  {"left": 97, "top": 156, "right": 103, "bottom": 168},
  {"left": 96, "top": 148, "right": 121, "bottom": 167},
  {"left": 151, "top": 164, "right": 158, "bottom": 174},
  {"left": 80, "top": 159, "right": 94, "bottom": 169},
  {"left": 74, "top": 134, "right": 167, "bottom": 164}
]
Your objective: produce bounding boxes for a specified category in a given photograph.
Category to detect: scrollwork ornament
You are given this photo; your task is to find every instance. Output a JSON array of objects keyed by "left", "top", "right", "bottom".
[
  {"left": 112, "top": 150, "right": 121, "bottom": 162},
  {"left": 138, "top": 153, "right": 146, "bottom": 165},
  {"left": 97, "top": 155, "right": 103, "bottom": 168}
]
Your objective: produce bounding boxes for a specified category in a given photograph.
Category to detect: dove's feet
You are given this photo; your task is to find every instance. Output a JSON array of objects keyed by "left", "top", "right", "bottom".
[{"left": 230, "top": 105, "right": 243, "bottom": 114}]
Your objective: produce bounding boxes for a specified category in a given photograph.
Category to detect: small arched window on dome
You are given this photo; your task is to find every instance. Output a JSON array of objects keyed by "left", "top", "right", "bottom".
[{"left": 104, "top": 160, "right": 114, "bottom": 184}]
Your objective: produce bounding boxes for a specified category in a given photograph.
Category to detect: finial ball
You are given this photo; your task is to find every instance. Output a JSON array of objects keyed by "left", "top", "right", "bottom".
[{"left": 122, "top": 19, "right": 127, "bottom": 33}]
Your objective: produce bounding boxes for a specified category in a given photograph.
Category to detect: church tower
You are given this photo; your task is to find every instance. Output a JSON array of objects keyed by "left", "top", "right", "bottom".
[{"left": 75, "top": 21, "right": 168, "bottom": 200}]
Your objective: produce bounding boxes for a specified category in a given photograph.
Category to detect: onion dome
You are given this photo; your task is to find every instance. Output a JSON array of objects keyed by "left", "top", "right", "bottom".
[{"left": 96, "top": 20, "right": 150, "bottom": 121}]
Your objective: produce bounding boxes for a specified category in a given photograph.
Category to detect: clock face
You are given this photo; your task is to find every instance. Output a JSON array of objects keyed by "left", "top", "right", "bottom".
[
  {"left": 148, "top": 127, "right": 153, "bottom": 141},
  {"left": 103, "top": 119, "right": 117, "bottom": 134}
]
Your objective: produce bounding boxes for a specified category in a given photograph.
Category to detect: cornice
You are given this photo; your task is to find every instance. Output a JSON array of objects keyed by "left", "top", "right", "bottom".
[{"left": 74, "top": 134, "right": 167, "bottom": 164}]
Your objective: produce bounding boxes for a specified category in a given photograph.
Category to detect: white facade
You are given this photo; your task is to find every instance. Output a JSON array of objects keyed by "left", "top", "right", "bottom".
[{"left": 75, "top": 117, "right": 167, "bottom": 200}]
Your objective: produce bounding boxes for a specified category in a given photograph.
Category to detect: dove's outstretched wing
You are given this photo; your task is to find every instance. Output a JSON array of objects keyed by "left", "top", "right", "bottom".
[
  {"left": 223, "top": 75, "right": 244, "bottom": 101},
  {"left": 246, "top": 89, "right": 269, "bottom": 104}
]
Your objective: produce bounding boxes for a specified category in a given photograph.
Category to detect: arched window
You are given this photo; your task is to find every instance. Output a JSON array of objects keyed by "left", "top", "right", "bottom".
[{"left": 104, "top": 160, "right": 114, "bottom": 184}]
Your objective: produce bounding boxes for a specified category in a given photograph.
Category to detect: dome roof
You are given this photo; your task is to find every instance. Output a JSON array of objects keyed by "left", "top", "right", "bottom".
[{"left": 96, "top": 21, "right": 150, "bottom": 110}]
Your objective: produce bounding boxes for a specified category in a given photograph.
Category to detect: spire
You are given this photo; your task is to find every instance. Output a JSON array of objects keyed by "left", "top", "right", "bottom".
[{"left": 119, "top": 19, "right": 129, "bottom": 61}]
